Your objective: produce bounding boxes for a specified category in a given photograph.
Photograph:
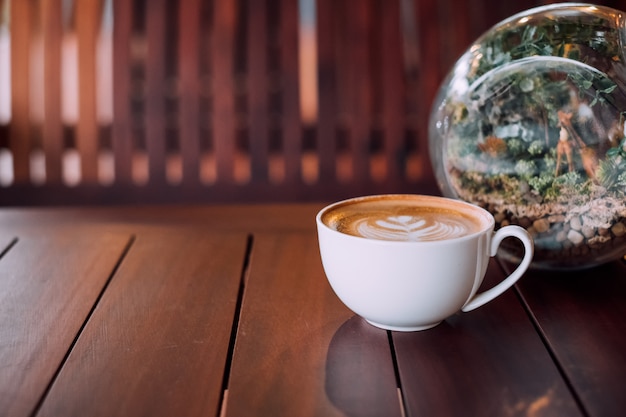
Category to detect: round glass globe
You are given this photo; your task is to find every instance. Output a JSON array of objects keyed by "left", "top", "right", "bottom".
[{"left": 429, "top": 3, "right": 626, "bottom": 269}]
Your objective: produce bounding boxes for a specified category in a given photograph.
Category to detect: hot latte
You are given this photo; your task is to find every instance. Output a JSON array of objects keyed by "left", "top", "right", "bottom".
[{"left": 322, "top": 195, "right": 485, "bottom": 242}]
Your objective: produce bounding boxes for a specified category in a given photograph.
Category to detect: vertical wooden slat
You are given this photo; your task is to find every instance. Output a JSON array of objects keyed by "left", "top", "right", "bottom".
[
  {"left": 343, "top": 0, "right": 372, "bottom": 183},
  {"left": 41, "top": 0, "right": 64, "bottom": 184},
  {"left": 413, "top": 0, "right": 440, "bottom": 184},
  {"left": 315, "top": 0, "right": 337, "bottom": 182},
  {"left": 280, "top": 0, "right": 302, "bottom": 183},
  {"left": 112, "top": 0, "right": 133, "bottom": 183},
  {"left": 211, "top": 0, "right": 237, "bottom": 184},
  {"left": 247, "top": 0, "right": 269, "bottom": 181},
  {"left": 76, "top": 0, "right": 102, "bottom": 183},
  {"left": 178, "top": 0, "right": 201, "bottom": 184},
  {"left": 379, "top": 0, "right": 404, "bottom": 182},
  {"left": 145, "top": 0, "right": 167, "bottom": 184},
  {"left": 9, "top": 0, "right": 33, "bottom": 183}
]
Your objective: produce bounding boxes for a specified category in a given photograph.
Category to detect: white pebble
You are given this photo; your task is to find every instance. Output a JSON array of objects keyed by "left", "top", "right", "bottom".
[
  {"left": 570, "top": 216, "right": 583, "bottom": 231},
  {"left": 582, "top": 225, "right": 596, "bottom": 239},
  {"left": 567, "top": 230, "right": 584, "bottom": 245}
]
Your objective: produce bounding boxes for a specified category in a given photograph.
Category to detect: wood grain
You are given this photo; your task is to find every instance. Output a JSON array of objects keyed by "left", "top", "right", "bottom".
[
  {"left": 225, "top": 233, "right": 403, "bottom": 417},
  {"left": 515, "top": 260, "right": 626, "bottom": 417},
  {"left": 38, "top": 230, "right": 249, "bottom": 417},
  {"left": 393, "top": 261, "right": 583, "bottom": 417},
  {"left": 0, "top": 232, "right": 131, "bottom": 417}
]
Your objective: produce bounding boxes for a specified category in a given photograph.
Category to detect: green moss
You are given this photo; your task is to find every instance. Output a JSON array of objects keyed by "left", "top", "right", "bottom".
[
  {"left": 515, "top": 160, "right": 537, "bottom": 178},
  {"left": 528, "top": 140, "right": 545, "bottom": 155},
  {"left": 507, "top": 138, "right": 526, "bottom": 156},
  {"left": 528, "top": 173, "right": 555, "bottom": 194}
]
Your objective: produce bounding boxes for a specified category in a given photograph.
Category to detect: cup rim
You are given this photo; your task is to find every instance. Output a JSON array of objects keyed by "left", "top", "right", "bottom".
[{"left": 316, "top": 194, "right": 495, "bottom": 245}]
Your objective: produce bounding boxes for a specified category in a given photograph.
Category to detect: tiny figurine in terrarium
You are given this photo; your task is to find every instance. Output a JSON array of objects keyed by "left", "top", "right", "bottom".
[{"left": 429, "top": 3, "right": 626, "bottom": 269}]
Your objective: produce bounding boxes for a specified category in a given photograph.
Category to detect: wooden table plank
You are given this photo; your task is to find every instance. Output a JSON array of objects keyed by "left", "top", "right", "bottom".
[
  {"left": 0, "top": 204, "right": 325, "bottom": 233},
  {"left": 0, "top": 232, "right": 131, "bottom": 417},
  {"left": 225, "top": 233, "right": 403, "bottom": 417},
  {"left": 37, "top": 230, "right": 249, "bottom": 417},
  {"left": 515, "top": 260, "right": 626, "bottom": 417},
  {"left": 393, "top": 261, "right": 582, "bottom": 417}
]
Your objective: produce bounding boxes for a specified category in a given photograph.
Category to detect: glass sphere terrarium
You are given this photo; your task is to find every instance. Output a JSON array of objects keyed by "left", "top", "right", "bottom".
[{"left": 429, "top": 3, "right": 626, "bottom": 269}]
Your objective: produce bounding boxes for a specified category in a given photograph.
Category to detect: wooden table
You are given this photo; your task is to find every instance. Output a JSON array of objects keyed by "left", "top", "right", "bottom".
[{"left": 1, "top": 203, "right": 625, "bottom": 417}]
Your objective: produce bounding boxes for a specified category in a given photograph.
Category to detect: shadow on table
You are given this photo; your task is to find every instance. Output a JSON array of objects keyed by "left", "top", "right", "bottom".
[{"left": 325, "top": 316, "right": 403, "bottom": 417}]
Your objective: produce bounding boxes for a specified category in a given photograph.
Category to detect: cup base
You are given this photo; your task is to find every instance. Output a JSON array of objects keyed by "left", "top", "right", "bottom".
[{"left": 365, "top": 319, "right": 442, "bottom": 332}]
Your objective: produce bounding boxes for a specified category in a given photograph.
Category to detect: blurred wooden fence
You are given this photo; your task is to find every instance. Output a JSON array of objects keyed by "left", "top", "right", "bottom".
[{"left": 0, "top": 0, "right": 624, "bottom": 205}]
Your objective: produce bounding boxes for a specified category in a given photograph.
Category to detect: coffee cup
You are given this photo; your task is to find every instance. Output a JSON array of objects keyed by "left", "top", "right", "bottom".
[{"left": 316, "top": 194, "right": 534, "bottom": 331}]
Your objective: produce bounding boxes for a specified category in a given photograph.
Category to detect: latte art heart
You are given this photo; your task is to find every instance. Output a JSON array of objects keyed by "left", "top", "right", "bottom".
[
  {"left": 355, "top": 214, "right": 471, "bottom": 241},
  {"left": 377, "top": 216, "right": 426, "bottom": 230}
]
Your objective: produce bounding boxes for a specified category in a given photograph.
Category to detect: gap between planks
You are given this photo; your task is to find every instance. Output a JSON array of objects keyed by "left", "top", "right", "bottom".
[
  {"left": 218, "top": 234, "right": 254, "bottom": 417},
  {"left": 0, "top": 237, "right": 18, "bottom": 259},
  {"left": 388, "top": 330, "right": 408, "bottom": 417}
]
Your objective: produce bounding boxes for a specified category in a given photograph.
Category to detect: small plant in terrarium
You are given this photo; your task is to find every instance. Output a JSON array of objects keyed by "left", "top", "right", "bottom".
[{"left": 430, "top": 3, "right": 626, "bottom": 269}]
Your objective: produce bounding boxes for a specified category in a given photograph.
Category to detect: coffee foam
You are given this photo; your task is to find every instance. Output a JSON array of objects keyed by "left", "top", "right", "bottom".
[{"left": 322, "top": 196, "right": 486, "bottom": 242}]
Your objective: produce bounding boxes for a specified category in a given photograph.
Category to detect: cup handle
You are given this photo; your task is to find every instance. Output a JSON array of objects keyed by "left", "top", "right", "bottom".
[{"left": 461, "top": 225, "right": 534, "bottom": 312}]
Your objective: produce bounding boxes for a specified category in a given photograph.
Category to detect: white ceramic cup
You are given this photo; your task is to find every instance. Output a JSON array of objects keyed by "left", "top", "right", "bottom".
[{"left": 316, "top": 194, "right": 534, "bottom": 331}]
